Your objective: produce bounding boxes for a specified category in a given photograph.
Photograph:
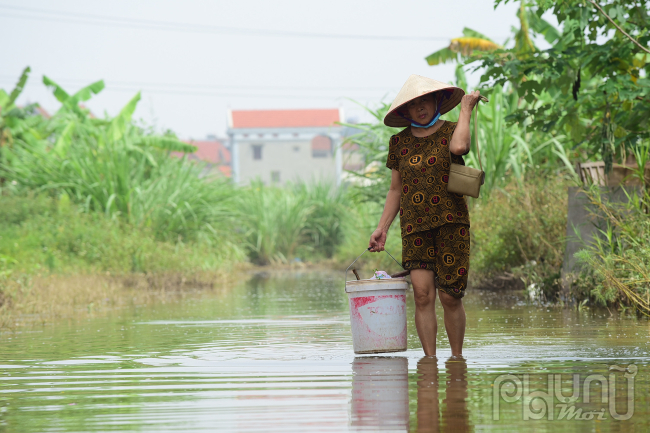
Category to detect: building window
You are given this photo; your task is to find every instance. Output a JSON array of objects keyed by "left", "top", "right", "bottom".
[
  {"left": 271, "top": 171, "right": 281, "bottom": 183},
  {"left": 311, "top": 135, "right": 332, "bottom": 158},
  {"left": 252, "top": 144, "right": 263, "bottom": 160}
]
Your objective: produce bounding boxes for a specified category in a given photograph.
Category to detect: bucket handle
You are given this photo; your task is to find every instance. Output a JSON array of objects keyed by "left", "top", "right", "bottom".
[{"left": 344, "top": 247, "right": 404, "bottom": 284}]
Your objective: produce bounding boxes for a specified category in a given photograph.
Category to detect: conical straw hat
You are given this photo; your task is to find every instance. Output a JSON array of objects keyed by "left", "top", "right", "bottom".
[{"left": 384, "top": 74, "right": 465, "bottom": 127}]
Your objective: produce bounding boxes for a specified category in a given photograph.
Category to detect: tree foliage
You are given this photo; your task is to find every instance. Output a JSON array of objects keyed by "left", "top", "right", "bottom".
[{"left": 476, "top": 0, "right": 650, "bottom": 172}]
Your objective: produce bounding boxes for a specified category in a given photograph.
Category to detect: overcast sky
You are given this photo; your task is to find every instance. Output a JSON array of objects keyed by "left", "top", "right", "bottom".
[{"left": 1, "top": 0, "right": 526, "bottom": 140}]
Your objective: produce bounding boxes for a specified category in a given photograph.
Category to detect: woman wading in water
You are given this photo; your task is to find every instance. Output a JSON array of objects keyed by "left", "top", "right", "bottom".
[{"left": 369, "top": 74, "right": 481, "bottom": 357}]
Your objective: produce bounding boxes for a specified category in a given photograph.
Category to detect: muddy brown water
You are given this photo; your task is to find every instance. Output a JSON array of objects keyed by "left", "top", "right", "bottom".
[{"left": 1, "top": 271, "right": 649, "bottom": 432}]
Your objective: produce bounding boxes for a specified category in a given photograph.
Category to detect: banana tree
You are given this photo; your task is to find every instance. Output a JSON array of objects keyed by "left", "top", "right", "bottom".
[
  {"left": 425, "top": 27, "right": 501, "bottom": 74},
  {"left": 0, "top": 67, "right": 52, "bottom": 184},
  {"left": 0, "top": 67, "right": 49, "bottom": 150},
  {"left": 425, "top": 1, "right": 560, "bottom": 70},
  {"left": 515, "top": 1, "right": 561, "bottom": 53},
  {"left": 424, "top": 27, "right": 502, "bottom": 92},
  {"left": 39, "top": 77, "right": 196, "bottom": 158}
]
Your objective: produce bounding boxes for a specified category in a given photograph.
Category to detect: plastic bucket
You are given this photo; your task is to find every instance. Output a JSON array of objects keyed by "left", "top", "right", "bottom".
[{"left": 345, "top": 278, "right": 408, "bottom": 354}]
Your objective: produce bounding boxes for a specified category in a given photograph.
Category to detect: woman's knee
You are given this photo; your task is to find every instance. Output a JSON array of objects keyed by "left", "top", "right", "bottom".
[
  {"left": 413, "top": 287, "right": 435, "bottom": 308},
  {"left": 411, "top": 270, "right": 436, "bottom": 307},
  {"left": 413, "top": 288, "right": 433, "bottom": 307},
  {"left": 438, "top": 290, "right": 462, "bottom": 309}
]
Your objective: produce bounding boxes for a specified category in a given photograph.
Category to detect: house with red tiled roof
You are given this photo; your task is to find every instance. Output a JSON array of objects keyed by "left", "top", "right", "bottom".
[
  {"left": 227, "top": 108, "right": 348, "bottom": 186},
  {"left": 178, "top": 136, "right": 231, "bottom": 177}
]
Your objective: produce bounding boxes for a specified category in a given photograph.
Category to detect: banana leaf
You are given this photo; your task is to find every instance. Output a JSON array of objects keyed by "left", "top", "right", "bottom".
[{"left": 5, "top": 67, "right": 31, "bottom": 110}]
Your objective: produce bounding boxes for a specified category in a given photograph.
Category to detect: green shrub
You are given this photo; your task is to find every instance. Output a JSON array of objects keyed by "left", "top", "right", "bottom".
[
  {"left": 0, "top": 193, "right": 53, "bottom": 225},
  {"left": 469, "top": 174, "right": 570, "bottom": 291},
  {"left": 575, "top": 182, "right": 650, "bottom": 314}
]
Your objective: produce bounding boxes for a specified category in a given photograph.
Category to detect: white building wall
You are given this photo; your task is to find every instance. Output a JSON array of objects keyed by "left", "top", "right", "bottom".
[
  {"left": 237, "top": 140, "right": 335, "bottom": 185},
  {"left": 229, "top": 126, "right": 343, "bottom": 186}
]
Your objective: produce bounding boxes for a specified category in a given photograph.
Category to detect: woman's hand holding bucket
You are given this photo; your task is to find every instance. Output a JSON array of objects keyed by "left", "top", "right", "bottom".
[{"left": 369, "top": 229, "right": 387, "bottom": 252}]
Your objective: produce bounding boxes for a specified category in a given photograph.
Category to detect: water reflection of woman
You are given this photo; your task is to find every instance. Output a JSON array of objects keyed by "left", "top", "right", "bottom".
[
  {"left": 369, "top": 75, "right": 481, "bottom": 357},
  {"left": 349, "top": 355, "right": 470, "bottom": 431},
  {"left": 417, "top": 357, "right": 440, "bottom": 431},
  {"left": 417, "top": 356, "right": 470, "bottom": 432}
]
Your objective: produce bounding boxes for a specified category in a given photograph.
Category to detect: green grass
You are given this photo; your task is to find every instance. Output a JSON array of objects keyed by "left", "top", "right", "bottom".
[
  {"left": 0, "top": 194, "right": 245, "bottom": 277},
  {"left": 0, "top": 181, "right": 350, "bottom": 277}
]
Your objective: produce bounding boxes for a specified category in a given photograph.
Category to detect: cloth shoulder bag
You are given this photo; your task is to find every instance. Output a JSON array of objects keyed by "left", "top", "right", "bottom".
[{"left": 447, "top": 96, "right": 488, "bottom": 198}]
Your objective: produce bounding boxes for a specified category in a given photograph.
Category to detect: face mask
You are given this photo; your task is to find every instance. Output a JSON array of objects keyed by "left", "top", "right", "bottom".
[{"left": 411, "top": 112, "right": 440, "bottom": 128}]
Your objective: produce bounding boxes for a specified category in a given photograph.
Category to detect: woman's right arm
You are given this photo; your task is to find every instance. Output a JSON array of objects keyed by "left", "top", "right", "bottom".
[{"left": 369, "top": 169, "right": 402, "bottom": 252}]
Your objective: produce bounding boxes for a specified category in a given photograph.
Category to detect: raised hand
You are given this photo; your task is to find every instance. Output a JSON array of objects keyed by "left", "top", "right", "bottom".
[{"left": 460, "top": 90, "right": 481, "bottom": 114}]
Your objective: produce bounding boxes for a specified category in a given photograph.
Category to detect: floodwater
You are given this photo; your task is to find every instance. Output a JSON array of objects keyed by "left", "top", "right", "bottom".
[{"left": 1, "top": 271, "right": 649, "bottom": 432}]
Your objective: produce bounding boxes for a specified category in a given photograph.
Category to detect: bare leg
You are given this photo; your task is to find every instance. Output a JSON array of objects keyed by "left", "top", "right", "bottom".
[
  {"left": 438, "top": 291, "right": 466, "bottom": 356},
  {"left": 410, "top": 269, "right": 437, "bottom": 356}
]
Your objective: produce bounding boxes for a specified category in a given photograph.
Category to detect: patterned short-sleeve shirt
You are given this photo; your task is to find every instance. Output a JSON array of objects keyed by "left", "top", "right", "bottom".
[{"left": 386, "top": 121, "right": 470, "bottom": 238}]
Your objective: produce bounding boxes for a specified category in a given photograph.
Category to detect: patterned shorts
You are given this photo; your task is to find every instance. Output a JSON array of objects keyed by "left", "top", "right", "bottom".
[{"left": 402, "top": 223, "right": 470, "bottom": 299}]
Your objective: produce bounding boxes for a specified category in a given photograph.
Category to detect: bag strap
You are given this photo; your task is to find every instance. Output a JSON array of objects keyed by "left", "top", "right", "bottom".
[{"left": 449, "top": 96, "right": 488, "bottom": 172}]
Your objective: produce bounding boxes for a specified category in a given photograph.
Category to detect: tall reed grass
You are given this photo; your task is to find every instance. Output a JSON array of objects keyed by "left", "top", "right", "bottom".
[
  {"left": 7, "top": 140, "right": 238, "bottom": 240},
  {"left": 1, "top": 84, "right": 238, "bottom": 244},
  {"left": 2, "top": 74, "right": 349, "bottom": 269},
  {"left": 236, "top": 181, "right": 346, "bottom": 264}
]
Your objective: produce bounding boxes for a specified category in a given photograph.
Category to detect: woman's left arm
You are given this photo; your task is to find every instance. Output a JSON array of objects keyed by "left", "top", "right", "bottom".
[{"left": 449, "top": 90, "right": 481, "bottom": 155}]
